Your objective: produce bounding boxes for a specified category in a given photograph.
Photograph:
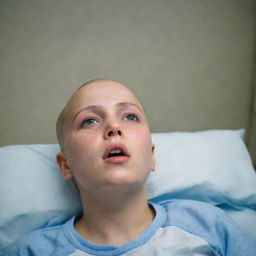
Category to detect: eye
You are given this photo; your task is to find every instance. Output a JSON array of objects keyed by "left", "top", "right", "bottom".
[
  {"left": 81, "top": 118, "right": 98, "bottom": 126},
  {"left": 123, "top": 113, "right": 138, "bottom": 121}
]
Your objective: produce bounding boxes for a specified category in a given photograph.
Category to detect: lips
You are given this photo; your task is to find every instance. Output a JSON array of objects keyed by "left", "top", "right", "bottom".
[{"left": 103, "top": 143, "right": 130, "bottom": 163}]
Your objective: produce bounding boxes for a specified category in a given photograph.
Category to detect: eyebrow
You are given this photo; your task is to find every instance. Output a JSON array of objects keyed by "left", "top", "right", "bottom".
[{"left": 72, "top": 102, "right": 144, "bottom": 121}]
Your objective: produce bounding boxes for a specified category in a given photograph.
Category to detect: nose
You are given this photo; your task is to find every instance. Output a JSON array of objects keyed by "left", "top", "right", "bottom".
[
  {"left": 104, "top": 121, "right": 123, "bottom": 139},
  {"left": 107, "top": 129, "right": 122, "bottom": 137}
]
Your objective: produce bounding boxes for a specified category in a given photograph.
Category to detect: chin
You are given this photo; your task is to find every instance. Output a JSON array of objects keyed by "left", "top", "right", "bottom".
[{"left": 105, "top": 170, "right": 148, "bottom": 188}]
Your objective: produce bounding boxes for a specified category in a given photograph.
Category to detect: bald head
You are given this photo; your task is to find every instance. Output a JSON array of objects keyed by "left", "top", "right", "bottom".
[{"left": 56, "top": 79, "right": 147, "bottom": 151}]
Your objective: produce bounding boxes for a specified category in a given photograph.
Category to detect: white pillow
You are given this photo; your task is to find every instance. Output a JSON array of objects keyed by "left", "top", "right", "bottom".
[
  {"left": 0, "top": 129, "right": 256, "bottom": 249},
  {"left": 0, "top": 144, "right": 81, "bottom": 249},
  {"left": 148, "top": 130, "right": 256, "bottom": 209}
]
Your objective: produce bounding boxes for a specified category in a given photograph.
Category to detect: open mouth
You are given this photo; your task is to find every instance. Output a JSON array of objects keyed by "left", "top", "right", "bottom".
[
  {"left": 107, "top": 149, "right": 126, "bottom": 158},
  {"left": 103, "top": 144, "right": 130, "bottom": 163}
]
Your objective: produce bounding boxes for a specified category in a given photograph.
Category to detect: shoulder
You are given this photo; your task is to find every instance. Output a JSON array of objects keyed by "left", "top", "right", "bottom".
[
  {"left": 163, "top": 199, "right": 256, "bottom": 256},
  {"left": 164, "top": 199, "right": 231, "bottom": 240},
  {"left": 1, "top": 216, "right": 74, "bottom": 256},
  {"left": 165, "top": 199, "right": 225, "bottom": 223}
]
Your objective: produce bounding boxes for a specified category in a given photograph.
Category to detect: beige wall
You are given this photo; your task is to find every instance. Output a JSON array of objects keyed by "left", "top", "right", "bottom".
[
  {"left": 248, "top": 75, "right": 256, "bottom": 164},
  {"left": 0, "top": 0, "right": 255, "bottom": 162}
]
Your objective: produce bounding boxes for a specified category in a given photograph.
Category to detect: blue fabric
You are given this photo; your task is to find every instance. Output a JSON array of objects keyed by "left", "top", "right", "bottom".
[
  {"left": 2, "top": 200, "right": 256, "bottom": 256},
  {"left": 2, "top": 132, "right": 256, "bottom": 249},
  {"left": 164, "top": 200, "right": 256, "bottom": 256}
]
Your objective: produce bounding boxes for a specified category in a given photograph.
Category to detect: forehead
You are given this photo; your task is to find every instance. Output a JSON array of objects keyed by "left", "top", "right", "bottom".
[{"left": 66, "top": 80, "right": 143, "bottom": 118}]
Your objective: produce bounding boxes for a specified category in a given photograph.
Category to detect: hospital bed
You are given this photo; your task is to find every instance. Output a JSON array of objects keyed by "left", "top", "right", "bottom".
[{"left": 1, "top": 129, "right": 256, "bottom": 250}]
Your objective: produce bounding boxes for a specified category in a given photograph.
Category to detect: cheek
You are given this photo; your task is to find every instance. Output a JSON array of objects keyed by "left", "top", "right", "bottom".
[
  {"left": 68, "top": 129, "right": 99, "bottom": 149},
  {"left": 130, "top": 129, "right": 153, "bottom": 162},
  {"left": 65, "top": 132, "right": 100, "bottom": 166},
  {"left": 133, "top": 128, "right": 152, "bottom": 147}
]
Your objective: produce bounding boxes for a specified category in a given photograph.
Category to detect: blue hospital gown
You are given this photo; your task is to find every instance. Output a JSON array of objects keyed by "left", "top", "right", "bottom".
[{"left": 2, "top": 200, "right": 256, "bottom": 256}]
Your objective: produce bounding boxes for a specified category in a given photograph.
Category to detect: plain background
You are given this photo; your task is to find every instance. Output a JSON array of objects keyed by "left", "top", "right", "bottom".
[{"left": 0, "top": 0, "right": 256, "bottom": 164}]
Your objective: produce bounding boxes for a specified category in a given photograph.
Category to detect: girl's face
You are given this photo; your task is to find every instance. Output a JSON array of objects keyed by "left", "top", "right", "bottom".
[{"left": 57, "top": 80, "right": 155, "bottom": 196}]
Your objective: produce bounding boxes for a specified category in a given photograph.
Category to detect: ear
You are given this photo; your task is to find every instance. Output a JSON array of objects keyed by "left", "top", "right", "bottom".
[
  {"left": 150, "top": 143, "right": 156, "bottom": 172},
  {"left": 56, "top": 152, "right": 73, "bottom": 180}
]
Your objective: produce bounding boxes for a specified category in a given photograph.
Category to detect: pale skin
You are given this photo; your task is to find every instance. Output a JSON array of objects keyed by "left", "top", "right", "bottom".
[{"left": 56, "top": 79, "right": 156, "bottom": 246}]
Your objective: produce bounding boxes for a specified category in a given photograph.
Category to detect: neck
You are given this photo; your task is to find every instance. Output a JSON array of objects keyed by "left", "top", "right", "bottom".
[{"left": 75, "top": 185, "right": 155, "bottom": 246}]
